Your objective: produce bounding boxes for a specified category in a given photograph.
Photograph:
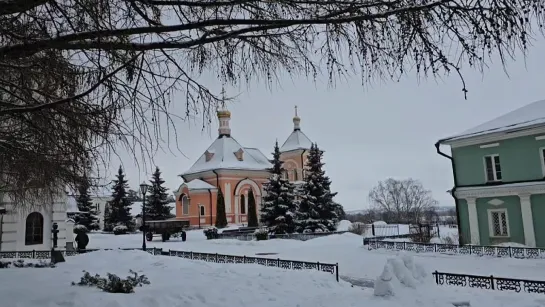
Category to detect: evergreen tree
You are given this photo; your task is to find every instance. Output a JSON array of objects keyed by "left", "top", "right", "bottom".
[
  {"left": 215, "top": 188, "right": 228, "bottom": 228},
  {"left": 260, "top": 141, "right": 297, "bottom": 234},
  {"left": 106, "top": 166, "right": 134, "bottom": 230},
  {"left": 295, "top": 143, "right": 342, "bottom": 233},
  {"left": 103, "top": 202, "right": 112, "bottom": 231},
  {"left": 75, "top": 174, "right": 100, "bottom": 231},
  {"left": 247, "top": 189, "right": 258, "bottom": 227},
  {"left": 144, "top": 167, "right": 173, "bottom": 220}
]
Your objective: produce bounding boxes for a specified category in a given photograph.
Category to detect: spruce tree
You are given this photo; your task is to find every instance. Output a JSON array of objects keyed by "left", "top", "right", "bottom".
[
  {"left": 215, "top": 188, "right": 228, "bottom": 228},
  {"left": 106, "top": 166, "right": 134, "bottom": 230},
  {"left": 75, "top": 174, "right": 100, "bottom": 231},
  {"left": 260, "top": 141, "right": 297, "bottom": 234},
  {"left": 144, "top": 167, "right": 173, "bottom": 220},
  {"left": 247, "top": 189, "right": 258, "bottom": 227},
  {"left": 295, "top": 143, "right": 342, "bottom": 233}
]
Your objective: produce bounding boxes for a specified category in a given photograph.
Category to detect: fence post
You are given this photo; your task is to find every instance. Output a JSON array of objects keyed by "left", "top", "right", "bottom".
[
  {"left": 336, "top": 263, "right": 339, "bottom": 282},
  {"left": 191, "top": 251, "right": 194, "bottom": 259},
  {"left": 32, "top": 250, "right": 35, "bottom": 258},
  {"left": 372, "top": 224, "right": 375, "bottom": 236},
  {"left": 434, "top": 271, "right": 438, "bottom": 284},
  {"left": 243, "top": 255, "right": 246, "bottom": 263},
  {"left": 490, "top": 275, "right": 495, "bottom": 290},
  {"left": 277, "top": 258, "right": 280, "bottom": 267},
  {"left": 317, "top": 261, "right": 320, "bottom": 271},
  {"left": 216, "top": 253, "right": 218, "bottom": 262},
  {"left": 509, "top": 247, "right": 512, "bottom": 258},
  {"left": 436, "top": 223, "right": 440, "bottom": 238}
]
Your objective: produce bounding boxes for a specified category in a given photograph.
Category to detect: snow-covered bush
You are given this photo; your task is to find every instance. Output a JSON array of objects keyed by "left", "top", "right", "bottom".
[
  {"left": 438, "top": 233, "right": 459, "bottom": 245},
  {"left": 254, "top": 228, "right": 269, "bottom": 241},
  {"left": 0, "top": 259, "right": 55, "bottom": 269},
  {"left": 203, "top": 227, "right": 219, "bottom": 240},
  {"left": 73, "top": 224, "right": 89, "bottom": 234},
  {"left": 72, "top": 270, "right": 150, "bottom": 293},
  {"left": 373, "top": 255, "right": 427, "bottom": 297},
  {"left": 348, "top": 222, "right": 368, "bottom": 235},
  {"left": 113, "top": 225, "right": 128, "bottom": 235}
]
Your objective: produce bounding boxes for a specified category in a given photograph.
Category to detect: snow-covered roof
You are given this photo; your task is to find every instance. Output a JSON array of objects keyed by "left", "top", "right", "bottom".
[
  {"left": 182, "top": 136, "right": 272, "bottom": 175},
  {"left": 280, "top": 130, "right": 313, "bottom": 152},
  {"left": 186, "top": 179, "right": 217, "bottom": 191},
  {"left": 440, "top": 99, "right": 545, "bottom": 143}
]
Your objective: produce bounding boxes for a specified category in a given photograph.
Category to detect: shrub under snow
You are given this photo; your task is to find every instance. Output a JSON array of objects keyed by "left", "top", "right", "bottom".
[
  {"left": 73, "top": 224, "right": 89, "bottom": 234},
  {"left": 373, "top": 254, "right": 427, "bottom": 297},
  {"left": 254, "top": 228, "right": 269, "bottom": 241},
  {"left": 113, "top": 225, "right": 128, "bottom": 235},
  {"left": 72, "top": 270, "right": 150, "bottom": 293},
  {"left": 0, "top": 259, "right": 54, "bottom": 269}
]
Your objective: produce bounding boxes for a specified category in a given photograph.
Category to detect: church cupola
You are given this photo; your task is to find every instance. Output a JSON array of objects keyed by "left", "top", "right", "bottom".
[
  {"left": 217, "top": 107, "right": 231, "bottom": 137},
  {"left": 293, "top": 105, "right": 301, "bottom": 131}
]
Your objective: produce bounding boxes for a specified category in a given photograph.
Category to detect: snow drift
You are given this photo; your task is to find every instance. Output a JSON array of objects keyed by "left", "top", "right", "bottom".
[{"left": 374, "top": 254, "right": 427, "bottom": 297}]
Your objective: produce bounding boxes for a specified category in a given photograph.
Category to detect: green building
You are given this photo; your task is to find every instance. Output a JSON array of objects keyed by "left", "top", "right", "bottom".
[{"left": 436, "top": 99, "right": 545, "bottom": 248}]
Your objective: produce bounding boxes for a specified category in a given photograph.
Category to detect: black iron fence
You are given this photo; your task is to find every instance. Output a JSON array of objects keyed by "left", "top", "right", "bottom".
[
  {"left": 366, "top": 239, "right": 545, "bottom": 259},
  {"left": 219, "top": 230, "right": 350, "bottom": 241},
  {"left": 0, "top": 247, "right": 339, "bottom": 282},
  {"left": 433, "top": 271, "right": 545, "bottom": 294}
]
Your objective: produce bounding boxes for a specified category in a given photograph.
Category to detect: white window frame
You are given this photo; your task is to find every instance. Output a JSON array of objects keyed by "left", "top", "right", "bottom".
[
  {"left": 181, "top": 195, "right": 189, "bottom": 215},
  {"left": 487, "top": 208, "right": 510, "bottom": 238},
  {"left": 539, "top": 147, "right": 545, "bottom": 177},
  {"left": 483, "top": 154, "right": 502, "bottom": 182}
]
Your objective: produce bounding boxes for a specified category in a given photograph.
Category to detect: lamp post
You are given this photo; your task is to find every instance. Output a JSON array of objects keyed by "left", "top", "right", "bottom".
[{"left": 140, "top": 182, "right": 150, "bottom": 251}]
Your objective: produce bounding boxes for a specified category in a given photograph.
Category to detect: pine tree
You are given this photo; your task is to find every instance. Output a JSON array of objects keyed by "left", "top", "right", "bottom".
[
  {"left": 103, "top": 203, "right": 112, "bottom": 231},
  {"left": 75, "top": 174, "right": 100, "bottom": 231},
  {"left": 247, "top": 189, "right": 258, "bottom": 227},
  {"left": 295, "top": 143, "right": 342, "bottom": 233},
  {"left": 106, "top": 166, "right": 134, "bottom": 231},
  {"left": 144, "top": 167, "right": 173, "bottom": 221},
  {"left": 260, "top": 141, "right": 297, "bottom": 234},
  {"left": 215, "top": 188, "right": 228, "bottom": 228}
]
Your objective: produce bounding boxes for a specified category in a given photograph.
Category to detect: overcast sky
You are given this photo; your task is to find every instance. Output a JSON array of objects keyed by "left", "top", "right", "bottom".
[{"left": 105, "top": 37, "right": 545, "bottom": 212}]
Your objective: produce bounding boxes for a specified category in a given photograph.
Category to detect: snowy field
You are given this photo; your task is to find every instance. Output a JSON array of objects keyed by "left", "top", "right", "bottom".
[
  {"left": 2, "top": 249, "right": 545, "bottom": 307},
  {"left": 85, "top": 228, "right": 545, "bottom": 281}
]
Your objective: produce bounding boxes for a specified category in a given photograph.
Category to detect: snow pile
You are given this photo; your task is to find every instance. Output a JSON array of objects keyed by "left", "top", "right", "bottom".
[
  {"left": 374, "top": 254, "right": 427, "bottom": 297},
  {"left": 336, "top": 220, "right": 352, "bottom": 231},
  {"left": 373, "top": 221, "right": 387, "bottom": 226}
]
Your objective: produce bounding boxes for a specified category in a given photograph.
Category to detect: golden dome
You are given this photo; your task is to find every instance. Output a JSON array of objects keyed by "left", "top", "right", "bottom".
[
  {"left": 217, "top": 109, "right": 231, "bottom": 118},
  {"left": 293, "top": 115, "right": 300, "bottom": 121}
]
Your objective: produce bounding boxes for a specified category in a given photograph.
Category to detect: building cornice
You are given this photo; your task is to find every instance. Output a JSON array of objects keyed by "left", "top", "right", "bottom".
[
  {"left": 455, "top": 182, "right": 545, "bottom": 199},
  {"left": 443, "top": 125, "right": 545, "bottom": 148}
]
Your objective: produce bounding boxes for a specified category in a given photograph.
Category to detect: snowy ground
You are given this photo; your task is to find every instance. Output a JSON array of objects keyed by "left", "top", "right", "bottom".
[
  {"left": 2, "top": 249, "right": 545, "bottom": 307},
  {"left": 86, "top": 229, "right": 545, "bottom": 281}
]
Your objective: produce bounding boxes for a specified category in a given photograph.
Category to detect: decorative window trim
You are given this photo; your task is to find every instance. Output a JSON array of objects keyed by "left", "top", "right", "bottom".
[
  {"left": 199, "top": 204, "right": 205, "bottom": 216},
  {"left": 487, "top": 208, "right": 510, "bottom": 238},
  {"left": 483, "top": 154, "right": 502, "bottom": 182}
]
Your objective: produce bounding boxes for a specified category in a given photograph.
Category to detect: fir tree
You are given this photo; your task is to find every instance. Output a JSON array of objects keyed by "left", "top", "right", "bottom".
[
  {"left": 247, "top": 189, "right": 258, "bottom": 227},
  {"left": 105, "top": 166, "right": 134, "bottom": 231},
  {"left": 103, "top": 203, "right": 112, "bottom": 231},
  {"left": 260, "top": 141, "right": 297, "bottom": 234},
  {"left": 144, "top": 167, "right": 173, "bottom": 221},
  {"left": 215, "top": 189, "right": 228, "bottom": 228},
  {"left": 295, "top": 143, "right": 342, "bottom": 233},
  {"left": 75, "top": 174, "right": 100, "bottom": 231}
]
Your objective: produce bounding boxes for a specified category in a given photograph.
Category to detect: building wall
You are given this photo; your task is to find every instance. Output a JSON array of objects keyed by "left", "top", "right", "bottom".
[
  {"left": 1, "top": 194, "right": 68, "bottom": 252},
  {"left": 531, "top": 194, "right": 545, "bottom": 247},
  {"left": 475, "top": 196, "right": 524, "bottom": 246},
  {"left": 452, "top": 134, "right": 545, "bottom": 186},
  {"left": 280, "top": 150, "right": 309, "bottom": 181},
  {"left": 456, "top": 199, "right": 471, "bottom": 244}
]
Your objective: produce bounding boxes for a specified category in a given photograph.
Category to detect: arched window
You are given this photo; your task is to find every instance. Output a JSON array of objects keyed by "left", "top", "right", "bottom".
[
  {"left": 25, "top": 212, "right": 44, "bottom": 245},
  {"left": 282, "top": 170, "right": 288, "bottom": 180},
  {"left": 293, "top": 169, "right": 298, "bottom": 181},
  {"left": 240, "top": 194, "right": 246, "bottom": 214},
  {"left": 181, "top": 195, "right": 189, "bottom": 215},
  {"left": 200, "top": 205, "right": 205, "bottom": 216}
]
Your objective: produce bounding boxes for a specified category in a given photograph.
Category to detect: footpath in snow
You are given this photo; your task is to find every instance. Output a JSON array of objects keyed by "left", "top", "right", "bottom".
[{"left": 2, "top": 249, "right": 544, "bottom": 307}]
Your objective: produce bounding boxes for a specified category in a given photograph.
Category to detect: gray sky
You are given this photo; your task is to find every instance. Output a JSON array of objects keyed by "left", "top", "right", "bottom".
[{"left": 106, "top": 37, "right": 545, "bottom": 212}]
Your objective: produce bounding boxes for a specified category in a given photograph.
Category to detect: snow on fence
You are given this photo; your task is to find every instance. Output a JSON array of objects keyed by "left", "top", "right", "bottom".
[
  {"left": 432, "top": 271, "right": 545, "bottom": 294},
  {"left": 218, "top": 230, "right": 351, "bottom": 241},
  {"left": 0, "top": 248, "right": 340, "bottom": 282},
  {"left": 366, "top": 239, "right": 545, "bottom": 259}
]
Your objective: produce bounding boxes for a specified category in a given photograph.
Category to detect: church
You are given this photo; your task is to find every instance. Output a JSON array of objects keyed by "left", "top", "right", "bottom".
[{"left": 173, "top": 107, "right": 314, "bottom": 227}]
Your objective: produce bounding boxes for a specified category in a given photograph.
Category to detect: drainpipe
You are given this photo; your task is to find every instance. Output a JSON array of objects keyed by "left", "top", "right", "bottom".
[
  {"left": 0, "top": 211, "right": 4, "bottom": 252},
  {"left": 208, "top": 189, "right": 213, "bottom": 226},
  {"left": 300, "top": 149, "right": 306, "bottom": 180},
  {"left": 435, "top": 141, "right": 464, "bottom": 246}
]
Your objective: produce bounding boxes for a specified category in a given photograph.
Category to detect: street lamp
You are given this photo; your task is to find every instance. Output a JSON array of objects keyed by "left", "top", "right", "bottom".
[{"left": 140, "top": 182, "right": 150, "bottom": 251}]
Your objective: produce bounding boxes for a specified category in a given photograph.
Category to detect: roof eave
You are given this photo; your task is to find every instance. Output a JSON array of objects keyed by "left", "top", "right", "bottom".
[{"left": 438, "top": 123, "right": 545, "bottom": 148}]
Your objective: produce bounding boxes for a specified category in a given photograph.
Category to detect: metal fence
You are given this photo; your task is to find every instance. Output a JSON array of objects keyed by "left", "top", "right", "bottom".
[
  {"left": 433, "top": 271, "right": 545, "bottom": 294},
  {"left": 0, "top": 247, "right": 339, "bottom": 282},
  {"left": 219, "top": 230, "right": 350, "bottom": 241},
  {"left": 367, "top": 239, "right": 545, "bottom": 259}
]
